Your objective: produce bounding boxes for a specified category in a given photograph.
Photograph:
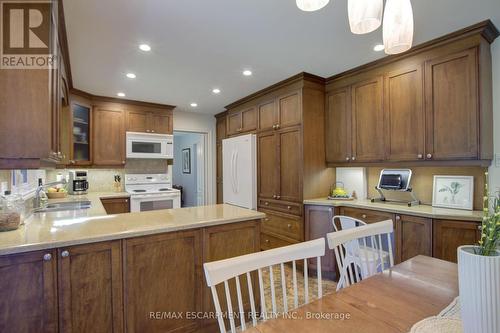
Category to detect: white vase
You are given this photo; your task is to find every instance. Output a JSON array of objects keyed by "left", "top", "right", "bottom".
[{"left": 458, "top": 246, "right": 500, "bottom": 333}]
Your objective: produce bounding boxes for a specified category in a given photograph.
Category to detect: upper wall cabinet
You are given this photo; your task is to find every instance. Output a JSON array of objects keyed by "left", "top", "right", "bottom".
[
  {"left": 325, "top": 21, "right": 498, "bottom": 166},
  {"left": 227, "top": 107, "right": 257, "bottom": 136},
  {"left": 93, "top": 106, "right": 126, "bottom": 166},
  {"left": 126, "top": 109, "right": 173, "bottom": 134}
]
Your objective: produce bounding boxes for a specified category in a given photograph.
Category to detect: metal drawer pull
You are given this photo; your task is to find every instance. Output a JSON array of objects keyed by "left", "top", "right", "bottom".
[{"left": 362, "top": 214, "right": 367, "bottom": 219}]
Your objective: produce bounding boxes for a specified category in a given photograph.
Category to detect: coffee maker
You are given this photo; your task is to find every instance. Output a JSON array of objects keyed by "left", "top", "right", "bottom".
[{"left": 68, "top": 170, "right": 89, "bottom": 195}]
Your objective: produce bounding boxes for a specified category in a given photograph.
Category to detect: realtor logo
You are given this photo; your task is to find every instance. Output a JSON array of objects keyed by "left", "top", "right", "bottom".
[{"left": 1, "top": 0, "right": 55, "bottom": 69}]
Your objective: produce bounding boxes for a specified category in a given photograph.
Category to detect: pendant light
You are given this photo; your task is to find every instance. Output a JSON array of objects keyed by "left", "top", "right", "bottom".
[
  {"left": 348, "top": 0, "right": 383, "bottom": 34},
  {"left": 296, "top": 0, "right": 330, "bottom": 12},
  {"left": 383, "top": 0, "right": 414, "bottom": 54}
]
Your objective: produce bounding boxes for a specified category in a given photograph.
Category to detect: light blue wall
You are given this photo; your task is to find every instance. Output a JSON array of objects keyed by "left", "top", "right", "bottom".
[{"left": 489, "top": 40, "right": 500, "bottom": 196}]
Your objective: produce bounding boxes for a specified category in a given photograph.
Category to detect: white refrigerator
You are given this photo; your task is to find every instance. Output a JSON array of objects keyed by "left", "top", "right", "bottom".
[{"left": 222, "top": 134, "right": 257, "bottom": 210}]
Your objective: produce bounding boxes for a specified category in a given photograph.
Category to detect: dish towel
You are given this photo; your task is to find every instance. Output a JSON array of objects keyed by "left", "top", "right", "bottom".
[{"left": 409, "top": 297, "right": 463, "bottom": 333}]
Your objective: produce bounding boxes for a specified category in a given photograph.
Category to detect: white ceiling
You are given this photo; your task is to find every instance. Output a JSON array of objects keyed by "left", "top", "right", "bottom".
[{"left": 64, "top": 0, "right": 500, "bottom": 114}]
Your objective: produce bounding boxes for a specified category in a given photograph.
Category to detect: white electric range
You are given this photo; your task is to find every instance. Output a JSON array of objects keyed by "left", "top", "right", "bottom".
[{"left": 125, "top": 174, "right": 181, "bottom": 212}]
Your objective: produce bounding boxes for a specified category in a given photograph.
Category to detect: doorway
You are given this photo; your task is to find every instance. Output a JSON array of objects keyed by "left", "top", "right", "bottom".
[{"left": 172, "top": 130, "right": 207, "bottom": 207}]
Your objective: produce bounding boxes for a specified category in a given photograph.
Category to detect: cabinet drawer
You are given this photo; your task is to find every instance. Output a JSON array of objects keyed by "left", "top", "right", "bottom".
[
  {"left": 339, "top": 207, "right": 394, "bottom": 224},
  {"left": 260, "top": 210, "right": 303, "bottom": 241},
  {"left": 258, "top": 198, "right": 302, "bottom": 216},
  {"left": 260, "top": 232, "right": 298, "bottom": 251}
]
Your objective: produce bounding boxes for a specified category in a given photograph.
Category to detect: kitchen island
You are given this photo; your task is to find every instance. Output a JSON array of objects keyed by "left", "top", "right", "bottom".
[{"left": 0, "top": 198, "right": 264, "bottom": 333}]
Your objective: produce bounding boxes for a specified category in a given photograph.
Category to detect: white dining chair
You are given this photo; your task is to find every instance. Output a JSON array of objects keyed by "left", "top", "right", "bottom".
[
  {"left": 327, "top": 220, "right": 394, "bottom": 290},
  {"left": 332, "top": 216, "right": 391, "bottom": 290},
  {"left": 203, "top": 238, "right": 325, "bottom": 333}
]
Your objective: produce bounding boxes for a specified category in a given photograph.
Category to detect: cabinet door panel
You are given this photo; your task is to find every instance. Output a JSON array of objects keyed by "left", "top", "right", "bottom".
[
  {"left": 58, "top": 241, "right": 123, "bottom": 333},
  {"left": 101, "top": 197, "right": 130, "bottom": 214},
  {"left": 93, "top": 108, "right": 125, "bottom": 166},
  {"left": 216, "top": 116, "right": 227, "bottom": 141},
  {"left": 241, "top": 107, "right": 257, "bottom": 132},
  {"left": 258, "top": 100, "right": 276, "bottom": 132},
  {"left": 0, "top": 250, "right": 58, "bottom": 333},
  {"left": 396, "top": 215, "right": 432, "bottom": 263},
  {"left": 352, "top": 77, "right": 385, "bottom": 162},
  {"left": 278, "top": 92, "right": 301, "bottom": 128},
  {"left": 126, "top": 111, "right": 149, "bottom": 133},
  {"left": 258, "top": 132, "right": 278, "bottom": 199},
  {"left": 278, "top": 128, "right": 302, "bottom": 203},
  {"left": 385, "top": 66, "right": 425, "bottom": 161},
  {"left": 326, "top": 87, "right": 351, "bottom": 163},
  {"left": 124, "top": 230, "right": 202, "bottom": 333},
  {"left": 433, "top": 219, "right": 481, "bottom": 263},
  {"left": 150, "top": 113, "right": 172, "bottom": 134},
  {"left": 425, "top": 49, "right": 479, "bottom": 160},
  {"left": 227, "top": 112, "right": 242, "bottom": 136}
]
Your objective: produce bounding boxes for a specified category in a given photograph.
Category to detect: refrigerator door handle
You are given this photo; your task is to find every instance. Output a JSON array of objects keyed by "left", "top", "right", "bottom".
[
  {"left": 234, "top": 150, "right": 239, "bottom": 193},
  {"left": 231, "top": 150, "right": 237, "bottom": 194}
]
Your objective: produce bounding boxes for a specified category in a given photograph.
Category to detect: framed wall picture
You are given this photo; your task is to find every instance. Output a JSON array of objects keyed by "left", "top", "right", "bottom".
[
  {"left": 432, "top": 175, "right": 474, "bottom": 210},
  {"left": 182, "top": 148, "right": 191, "bottom": 174}
]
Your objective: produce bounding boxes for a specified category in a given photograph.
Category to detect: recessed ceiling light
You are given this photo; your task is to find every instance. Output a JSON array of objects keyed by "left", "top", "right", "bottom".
[
  {"left": 126, "top": 73, "right": 136, "bottom": 79},
  {"left": 190, "top": 103, "right": 198, "bottom": 108},
  {"left": 212, "top": 88, "right": 221, "bottom": 94},
  {"left": 117, "top": 92, "right": 126, "bottom": 97},
  {"left": 243, "top": 70, "right": 252, "bottom": 76},
  {"left": 139, "top": 44, "right": 151, "bottom": 52},
  {"left": 373, "top": 44, "right": 385, "bottom": 52}
]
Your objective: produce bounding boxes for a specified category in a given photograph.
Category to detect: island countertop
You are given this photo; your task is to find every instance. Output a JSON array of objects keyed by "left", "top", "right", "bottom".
[
  {"left": 0, "top": 192, "right": 265, "bottom": 255},
  {"left": 303, "top": 198, "right": 483, "bottom": 222}
]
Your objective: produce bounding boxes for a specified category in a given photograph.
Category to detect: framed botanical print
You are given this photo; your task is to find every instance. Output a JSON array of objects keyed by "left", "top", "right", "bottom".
[
  {"left": 432, "top": 175, "right": 474, "bottom": 210},
  {"left": 182, "top": 148, "right": 191, "bottom": 174}
]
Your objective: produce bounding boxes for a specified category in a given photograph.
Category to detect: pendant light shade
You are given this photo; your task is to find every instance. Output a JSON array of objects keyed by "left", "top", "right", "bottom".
[
  {"left": 296, "top": 0, "right": 330, "bottom": 12},
  {"left": 348, "top": 0, "right": 383, "bottom": 34},
  {"left": 383, "top": 0, "right": 414, "bottom": 54}
]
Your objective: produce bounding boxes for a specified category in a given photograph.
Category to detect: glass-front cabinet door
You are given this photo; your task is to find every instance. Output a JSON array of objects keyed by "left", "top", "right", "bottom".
[{"left": 70, "top": 103, "right": 91, "bottom": 165}]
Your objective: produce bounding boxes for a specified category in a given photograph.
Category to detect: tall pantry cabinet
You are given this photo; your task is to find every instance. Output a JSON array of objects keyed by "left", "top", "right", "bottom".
[{"left": 216, "top": 74, "right": 335, "bottom": 248}]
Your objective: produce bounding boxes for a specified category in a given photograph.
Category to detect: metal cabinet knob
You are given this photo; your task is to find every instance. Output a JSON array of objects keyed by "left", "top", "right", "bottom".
[
  {"left": 272, "top": 125, "right": 277, "bottom": 130},
  {"left": 273, "top": 195, "right": 277, "bottom": 199},
  {"left": 287, "top": 224, "right": 292, "bottom": 229},
  {"left": 345, "top": 157, "right": 350, "bottom": 161},
  {"left": 122, "top": 161, "right": 126, "bottom": 164},
  {"left": 70, "top": 160, "right": 75, "bottom": 164},
  {"left": 351, "top": 156, "right": 356, "bottom": 161},
  {"left": 125, "top": 199, "right": 128, "bottom": 203},
  {"left": 276, "top": 195, "right": 281, "bottom": 200},
  {"left": 478, "top": 225, "right": 482, "bottom": 231},
  {"left": 146, "top": 130, "right": 150, "bottom": 132},
  {"left": 61, "top": 250, "right": 70, "bottom": 258},
  {"left": 151, "top": 130, "right": 155, "bottom": 133},
  {"left": 43, "top": 253, "right": 52, "bottom": 261},
  {"left": 396, "top": 215, "right": 401, "bottom": 220},
  {"left": 264, "top": 202, "right": 269, "bottom": 206},
  {"left": 287, "top": 206, "right": 291, "bottom": 210},
  {"left": 417, "top": 154, "right": 423, "bottom": 159},
  {"left": 362, "top": 214, "right": 367, "bottom": 219},
  {"left": 275, "top": 124, "right": 280, "bottom": 129},
  {"left": 265, "top": 239, "right": 270, "bottom": 243},
  {"left": 426, "top": 153, "right": 432, "bottom": 159},
  {"left": 264, "top": 218, "right": 269, "bottom": 222}
]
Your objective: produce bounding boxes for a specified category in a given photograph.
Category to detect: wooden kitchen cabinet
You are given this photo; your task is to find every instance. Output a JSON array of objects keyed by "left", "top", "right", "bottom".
[
  {"left": 126, "top": 110, "right": 173, "bottom": 134},
  {"left": 124, "top": 230, "right": 203, "bottom": 333},
  {"left": 215, "top": 113, "right": 227, "bottom": 204},
  {"left": 257, "top": 92, "right": 301, "bottom": 132},
  {"left": 202, "top": 221, "right": 260, "bottom": 332},
  {"left": 351, "top": 76, "right": 385, "bottom": 162},
  {"left": 384, "top": 66, "right": 425, "bottom": 162},
  {"left": 325, "top": 87, "right": 352, "bottom": 163},
  {"left": 93, "top": 107, "right": 126, "bottom": 166},
  {"left": 433, "top": 219, "right": 481, "bottom": 263},
  {"left": 68, "top": 100, "right": 93, "bottom": 166},
  {"left": 258, "top": 100, "right": 277, "bottom": 132},
  {"left": 395, "top": 214, "right": 432, "bottom": 263},
  {"left": 339, "top": 207, "right": 395, "bottom": 224},
  {"left": 424, "top": 48, "right": 479, "bottom": 161},
  {"left": 261, "top": 209, "right": 303, "bottom": 242},
  {"left": 0, "top": 250, "right": 58, "bottom": 333},
  {"left": 226, "top": 107, "right": 257, "bottom": 136},
  {"left": 101, "top": 197, "right": 130, "bottom": 214},
  {"left": 58, "top": 241, "right": 123, "bottom": 333},
  {"left": 304, "top": 205, "right": 337, "bottom": 280},
  {"left": 257, "top": 131, "right": 279, "bottom": 200}
]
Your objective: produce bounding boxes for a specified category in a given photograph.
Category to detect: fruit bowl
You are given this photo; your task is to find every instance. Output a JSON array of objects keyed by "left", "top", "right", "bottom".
[{"left": 47, "top": 192, "right": 68, "bottom": 199}]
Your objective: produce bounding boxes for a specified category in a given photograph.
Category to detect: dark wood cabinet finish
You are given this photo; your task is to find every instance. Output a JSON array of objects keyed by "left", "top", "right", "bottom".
[
  {"left": 227, "top": 107, "right": 257, "bottom": 136},
  {"left": 257, "top": 132, "right": 279, "bottom": 200},
  {"left": 304, "top": 205, "right": 336, "bottom": 280},
  {"left": 278, "top": 91, "right": 301, "bottom": 128},
  {"left": 126, "top": 110, "right": 149, "bottom": 133},
  {"left": 424, "top": 48, "right": 479, "bottom": 161},
  {"left": 395, "top": 214, "right": 432, "bottom": 263},
  {"left": 258, "top": 100, "right": 277, "bottom": 131},
  {"left": 351, "top": 76, "right": 385, "bottom": 162},
  {"left": 93, "top": 107, "right": 125, "bottom": 166},
  {"left": 433, "top": 219, "right": 481, "bottom": 263},
  {"left": 261, "top": 232, "right": 298, "bottom": 251},
  {"left": 261, "top": 209, "right": 303, "bottom": 242},
  {"left": 58, "top": 241, "right": 123, "bottom": 333},
  {"left": 339, "top": 207, "right": 395, "bottom": 224},
  {"left": 150, "top": 112, "right": 172, "bottom": 134},
  {"left": 126, "top": 110, "right": 173, "bottom": 135},
  {"left": 0, "top": 250, "right": 58, "bottom": 333},
  {"left": 215, "top": 113, "right": 227, "bottom": 204},
  {"left": 278, "top": 127, "right": 302, "bottom": 203},
  {"left": 101, "top": 197, "right": 130, "bottom": 214},
  {"left": 124, "top": 230, "right": 203, "bottom": 333},
  {"left": 384, "top": 66, "right": 425, "bottom": 161},
  {"left": 325, "top": 87, "right": 351, "bottom": 163}
]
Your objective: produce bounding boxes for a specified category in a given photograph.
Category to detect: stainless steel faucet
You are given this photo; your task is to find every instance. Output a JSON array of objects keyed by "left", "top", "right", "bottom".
[{"left": 33, "top": 179, "right": 67, "bottom": 208}]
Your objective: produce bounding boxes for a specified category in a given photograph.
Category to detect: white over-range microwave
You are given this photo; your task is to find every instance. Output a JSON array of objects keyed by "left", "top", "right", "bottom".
[{"left": 126, "top": 132, "right": 174, "bottom": 159}]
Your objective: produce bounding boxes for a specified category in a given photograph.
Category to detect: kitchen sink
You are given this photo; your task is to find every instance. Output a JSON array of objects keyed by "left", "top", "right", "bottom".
[{"left": 35, "top": 200, "right": 92, "bottom": 213}]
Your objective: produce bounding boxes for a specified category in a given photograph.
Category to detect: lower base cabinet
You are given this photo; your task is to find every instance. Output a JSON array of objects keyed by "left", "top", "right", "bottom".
[
  {"left": 433, "top": 219, "right": 481, "bottom": 263},
  {"left": 0, "top": 250, "right": 58, "bottom": 333},
  {"left": 58, "top": 241, "right": 123, "bottom": 333},
  {"left": 395, "top": 214, "right": 432, "bottom": 263},
  {"left": 101, "top": 197, "right": 130, "bottom": 214}
]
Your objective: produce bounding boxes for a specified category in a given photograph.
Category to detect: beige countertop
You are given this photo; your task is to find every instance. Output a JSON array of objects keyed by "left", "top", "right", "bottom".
[
  {"left": 303, "top": 198, "right": 483, "bottom": 222},
  {"left": 0, "top": 192, "right": 265, "bottom": 255}
]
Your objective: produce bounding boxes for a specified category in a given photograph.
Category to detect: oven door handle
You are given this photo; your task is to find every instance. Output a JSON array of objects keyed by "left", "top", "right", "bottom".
[{"left": 130, "top": 194, "right": 179, "bottom": 201}]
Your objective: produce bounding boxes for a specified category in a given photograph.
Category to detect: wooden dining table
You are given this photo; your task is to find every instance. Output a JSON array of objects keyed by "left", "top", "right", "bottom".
[{"left": 244, "top": 255, "right": 459, "bottom": 333}]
